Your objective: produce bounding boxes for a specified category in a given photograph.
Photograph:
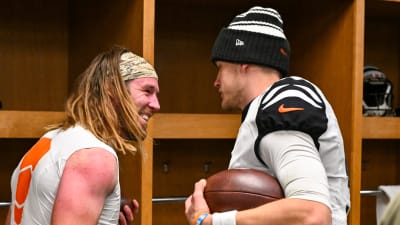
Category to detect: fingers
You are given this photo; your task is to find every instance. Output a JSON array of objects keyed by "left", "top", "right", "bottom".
[
  {"left": 119, "top": 198, "right": 139, "bottom": 225},
  {"left": 132, "top": 199, "right": 139, "bottom": 214},
  {"left": 118, "top": 212, "right": 127, "bottom": 225},
  {"left": 123, "top": 204, "right": 134, "bottom": 221},
  {"left": 185, "top": 179, "right": 210, "bottom": 224},
  {"left": 193, "top": 179, "right": 207, "bottom": 198}
]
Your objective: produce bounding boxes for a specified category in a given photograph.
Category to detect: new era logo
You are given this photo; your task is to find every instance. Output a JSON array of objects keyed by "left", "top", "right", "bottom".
[{"left": 235, "top": 39, "right": 244, "bottom": 46}]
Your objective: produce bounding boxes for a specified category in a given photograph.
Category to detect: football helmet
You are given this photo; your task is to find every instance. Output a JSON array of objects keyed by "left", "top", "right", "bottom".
[{"left": 363, "top": 65, "right": 393, "bottom": 116}]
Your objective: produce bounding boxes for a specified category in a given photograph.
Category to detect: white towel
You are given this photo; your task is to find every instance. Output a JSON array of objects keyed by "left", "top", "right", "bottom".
[{"left": 376, "top": 185, "right": 400, "bottom": 224}]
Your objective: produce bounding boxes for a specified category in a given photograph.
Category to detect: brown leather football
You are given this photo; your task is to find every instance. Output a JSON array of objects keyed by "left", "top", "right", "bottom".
[{"left": 204, "top": 169, "right": 283, "bottom": 213}]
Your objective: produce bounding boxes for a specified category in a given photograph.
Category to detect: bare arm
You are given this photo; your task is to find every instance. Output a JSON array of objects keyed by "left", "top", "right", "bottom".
[
  {"left": 234, "top": 131, "right": 332, "bottom": 225},
  {"left": 236, "top": 198, "right": 330, "bottom": 225},
  {"left": 51, "top": 148, "right": 118, "bottom": 225},
  {"left": 186, "top": 131, "right": 332, "bottom": 225},
  {"left": 186, "top": 180, "right": 330, "bottom": 225}
]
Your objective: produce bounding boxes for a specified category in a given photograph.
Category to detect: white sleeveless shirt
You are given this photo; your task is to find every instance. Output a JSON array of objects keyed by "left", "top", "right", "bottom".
[{"left": 10, "top": 125, "right": 120, "bottom": 225}]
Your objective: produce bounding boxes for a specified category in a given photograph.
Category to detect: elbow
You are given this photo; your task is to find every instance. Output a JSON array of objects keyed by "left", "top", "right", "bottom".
[{"left": 305, "top": 204, "right": 332, "bottom": 225}]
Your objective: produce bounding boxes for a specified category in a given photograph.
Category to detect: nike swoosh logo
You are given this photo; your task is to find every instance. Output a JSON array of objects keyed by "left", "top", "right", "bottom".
[{"left": 278, "top": 104, "right": 305, "bottom": 113}]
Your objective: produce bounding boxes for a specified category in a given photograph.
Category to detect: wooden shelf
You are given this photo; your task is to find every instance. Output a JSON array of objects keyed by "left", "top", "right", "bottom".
[
  {"left": 0, "top": 111, "right": 241, "bottom": 139},
  {"left": 152, "top": 113, "right": 241, "bottom": 139},
  {"left": 362, "top": 117, "right": 400, "bottom": 139},
  {"left": 0, "top": 110, "right": 65, "bottom": 138}
]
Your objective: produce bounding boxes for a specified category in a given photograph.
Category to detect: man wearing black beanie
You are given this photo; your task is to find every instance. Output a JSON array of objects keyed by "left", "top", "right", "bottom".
[{"left": 185, "top": 6, "right": 350, "bottom": 225}]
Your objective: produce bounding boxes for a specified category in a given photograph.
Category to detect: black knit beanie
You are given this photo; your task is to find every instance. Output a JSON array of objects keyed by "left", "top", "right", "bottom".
[{"left": 211, "top": 6, "right": 290, "bottom": 76}]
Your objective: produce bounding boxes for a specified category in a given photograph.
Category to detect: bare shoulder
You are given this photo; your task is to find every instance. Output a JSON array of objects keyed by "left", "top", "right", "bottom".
[
  {"left": 63, "top": 148, "right": 118, "bottom": 190},
  {"left": 53, "top": 148, "right": 118, "bottom": 223}
]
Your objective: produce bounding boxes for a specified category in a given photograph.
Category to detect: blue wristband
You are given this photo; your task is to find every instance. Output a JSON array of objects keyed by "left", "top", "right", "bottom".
[{"left": 196, "top": 213, "right": 208, "bottom": 225}]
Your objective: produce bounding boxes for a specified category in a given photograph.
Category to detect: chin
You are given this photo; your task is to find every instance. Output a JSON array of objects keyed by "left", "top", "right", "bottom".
[
  {"left": 221, "top": 103, "right": 238, "bottom": 112},
  {"left": 221, "top": 102, "right": 232, "bottom": 111},
  {"left": 140, "top": 122, "right": 147, "bottom": 131}
]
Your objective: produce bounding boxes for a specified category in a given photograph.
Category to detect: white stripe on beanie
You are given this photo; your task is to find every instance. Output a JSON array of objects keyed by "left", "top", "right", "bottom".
[
  {"left": 236, "top": 6, "right": 282, "bottom": 23},
  {"left": 228, "top": 7, "right": 286, "bottom": 39},
  {"left": 228, "top": 23, "right": 286, "bottom": 39}
]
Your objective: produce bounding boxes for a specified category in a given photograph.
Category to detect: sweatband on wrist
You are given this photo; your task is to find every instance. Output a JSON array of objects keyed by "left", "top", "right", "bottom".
[
  {"left": 196, "top": 213, "right": 209, "bottom": 225},
  {"left": 192, "top": 212, "right": 209, "bottom": 225},
  {"left": 212, "top": 210, "right": 237, "bottom": 225}
]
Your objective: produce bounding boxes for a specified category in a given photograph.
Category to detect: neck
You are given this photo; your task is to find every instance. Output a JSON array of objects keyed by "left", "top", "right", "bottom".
[{"left": 239, "top": 65, "right": 281, "bottom": 110}]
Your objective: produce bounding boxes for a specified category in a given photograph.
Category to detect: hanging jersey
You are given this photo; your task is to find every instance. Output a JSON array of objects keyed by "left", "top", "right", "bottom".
[
  {"left": 9, "top": 125, "right": 120, "bottom": 225},
  {"left": 228, "top": 76, "right": 350, "bottom": 225}
]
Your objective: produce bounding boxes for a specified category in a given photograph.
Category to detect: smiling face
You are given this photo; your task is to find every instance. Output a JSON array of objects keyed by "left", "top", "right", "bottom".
[{"left": 125, "top": 77, "right": 160, "bottom": 130}]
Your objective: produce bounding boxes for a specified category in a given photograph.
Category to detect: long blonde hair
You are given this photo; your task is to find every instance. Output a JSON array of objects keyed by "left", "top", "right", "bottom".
[{"left": 49, "top": 47, "right": 145, "bottom": 155}]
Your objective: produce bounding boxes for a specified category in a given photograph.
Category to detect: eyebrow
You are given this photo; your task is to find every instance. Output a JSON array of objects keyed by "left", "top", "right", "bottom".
[{"left": 141, "top": 83, "right": 159, "bottom": 93}]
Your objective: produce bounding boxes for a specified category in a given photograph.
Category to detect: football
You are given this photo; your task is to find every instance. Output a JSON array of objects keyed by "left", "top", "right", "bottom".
[{"left": 204, "top": 169, "right": 283, "bottom": 213}]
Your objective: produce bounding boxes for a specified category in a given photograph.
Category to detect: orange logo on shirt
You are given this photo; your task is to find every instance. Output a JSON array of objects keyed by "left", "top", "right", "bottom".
[
  {"left": 13, "top": 137, "right": 51, "bottom": 224},
  {"left": 278, "top": 104, "right": 305, "bottom": 113}
]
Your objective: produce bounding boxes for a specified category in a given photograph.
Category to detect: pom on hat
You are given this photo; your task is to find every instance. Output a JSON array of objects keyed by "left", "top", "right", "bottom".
[
  {"left": 211, "top": 6, "right": 290, "bottom": 76},
  {"left": 119, "top": 52, "right": 158, "bottom": 81}
]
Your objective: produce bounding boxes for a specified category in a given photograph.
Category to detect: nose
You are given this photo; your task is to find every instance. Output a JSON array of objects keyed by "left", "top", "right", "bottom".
[
  {"left": 213, "top": 78, "right": 220, "bottom": 89},
  {"left": 149, "top": 95, "right": 160, "bottom": 111}
]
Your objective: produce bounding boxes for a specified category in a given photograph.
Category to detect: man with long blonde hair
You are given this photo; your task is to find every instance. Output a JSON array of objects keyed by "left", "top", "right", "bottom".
[{"left": 5, "top": 46, "right": 160, "bottom": 225}]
